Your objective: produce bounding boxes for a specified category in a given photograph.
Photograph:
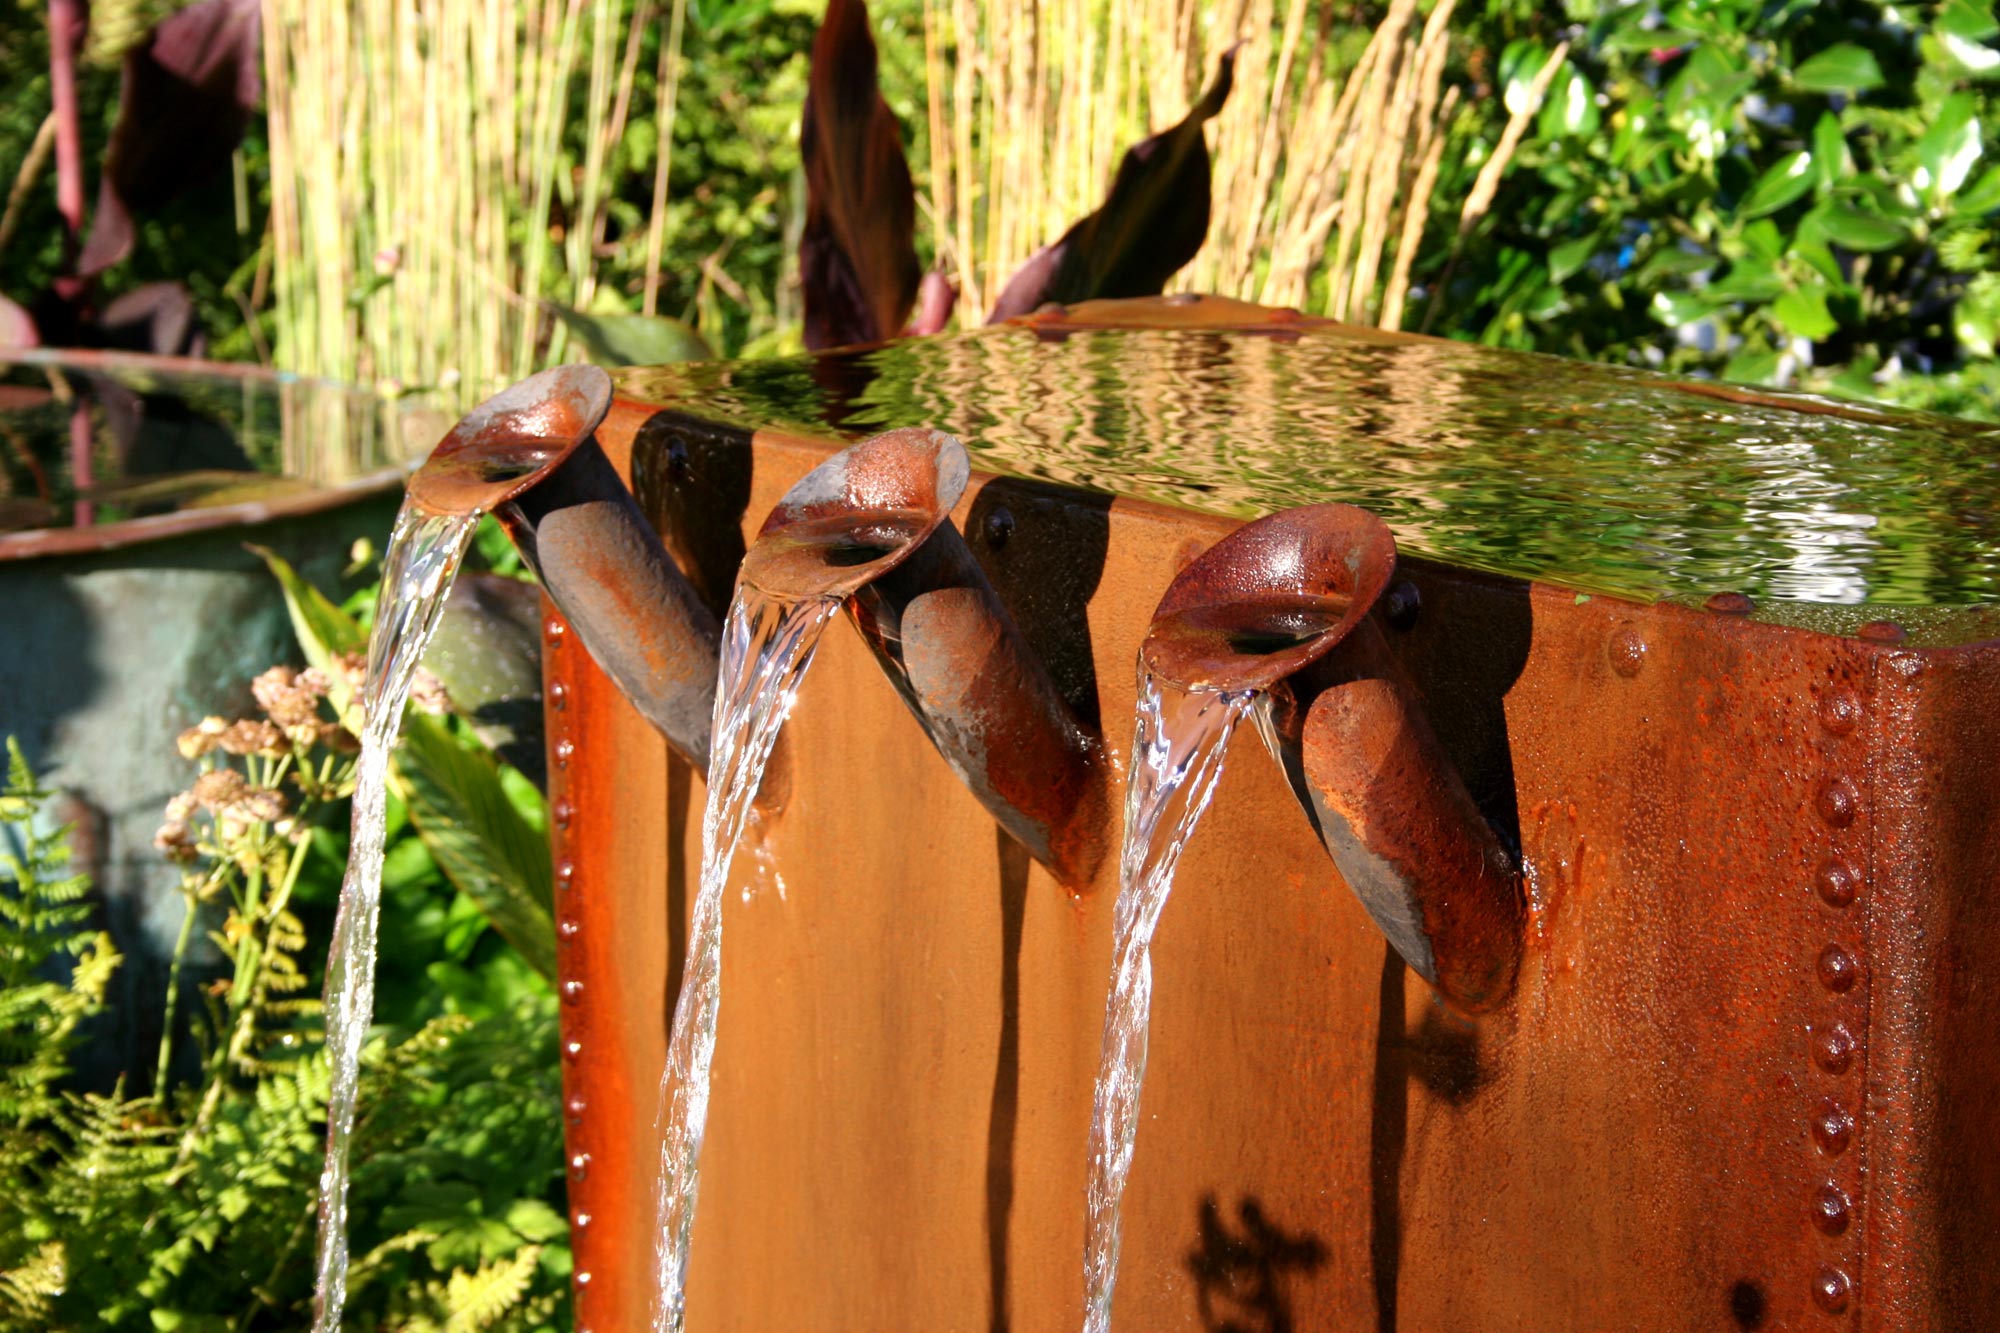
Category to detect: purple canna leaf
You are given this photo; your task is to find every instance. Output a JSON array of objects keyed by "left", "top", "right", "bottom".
[
  {"left": 800, "top": 0, "right": 922, "bottom": 350},
  {"left": 988, "top": 49, "right": 1237, "bottom": 322}
]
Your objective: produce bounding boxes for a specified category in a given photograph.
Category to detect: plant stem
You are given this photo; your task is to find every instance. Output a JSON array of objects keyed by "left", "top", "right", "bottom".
[{"left": 153, "top": 886, "right": 202, "bottom": 1100}]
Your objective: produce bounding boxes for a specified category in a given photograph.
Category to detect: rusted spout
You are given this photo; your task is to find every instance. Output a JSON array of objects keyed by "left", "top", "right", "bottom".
[
  {"left": 407, "top": 366, "right": 722, "bottom": 771},
  {"left": 743, "top": 428, "right": 1106, "bottom": 886},
  {"left": 1142, "top": 504, "right": 1523, "bottom": 1012}
]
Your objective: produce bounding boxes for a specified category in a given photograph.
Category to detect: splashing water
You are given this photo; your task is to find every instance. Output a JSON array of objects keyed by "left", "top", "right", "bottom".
[
  {"left": 1083, "top": 668, "right": 1258, "bottom": 1333},
  {"left": 312, "top": 500, "right": 479, "bottom": 1333},
  {"left": 652, "top": 586, "right": 841, "bottom": 1332}
]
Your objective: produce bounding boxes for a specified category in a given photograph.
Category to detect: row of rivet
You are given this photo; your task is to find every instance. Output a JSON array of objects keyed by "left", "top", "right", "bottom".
[
  {"left": 544, "top": 615, "right": 594, "bottom": 1326},
  {"left": 1810, "top": 683, "right": 1864, "bottom": 1316}
]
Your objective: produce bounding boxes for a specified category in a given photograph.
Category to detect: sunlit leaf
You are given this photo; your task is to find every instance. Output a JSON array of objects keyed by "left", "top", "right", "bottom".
[
  {"left": 392, "top": 714, "right": 556, "bottom": 982},
  {"left": 1792, "top": 44, "right": 1885, "bottom": 96},
  {"left": 1799, "top": 203, "right": 1906, "bottom": 252},
  {"left": 249, "top": 545, "right": 364, "bottom": 678},
  {"left": 1740, "top": 151, "right": 1814, "bottom": 218},
  {"left": 546, "top": 306, "right": 711, "bottom": 366},
  {"left": 1772, "top": 283, "right": 1837, "bottom": 340},
  {"left": 1548, "top": 234, "right": 1599, "bottom": 284},
  {"left": 1917, "top": 93, "right": 1983, "bottom": 202}
]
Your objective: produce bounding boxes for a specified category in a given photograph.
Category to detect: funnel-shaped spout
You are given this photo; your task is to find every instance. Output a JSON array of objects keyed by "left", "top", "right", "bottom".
[
  {"left": 1143, "top": 504, "right": 1522, "bottom": 1012},
  {"left": 741, "top": 428, "right": 1107, "bottom": 886},
  {"left": 407, "top": 366, "right": 722, "bottom": 771}
]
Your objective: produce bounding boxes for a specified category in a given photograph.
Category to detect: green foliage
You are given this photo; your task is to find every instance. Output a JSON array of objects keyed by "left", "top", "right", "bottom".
[{"left": 1440, "top": 0, "right": 2000, "bottom": 387}]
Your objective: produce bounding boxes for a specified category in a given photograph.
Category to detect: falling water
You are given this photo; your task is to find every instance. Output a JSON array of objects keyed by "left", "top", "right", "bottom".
[
  {"left": 312, "top": 499, "right": 479, "bottom": 1333},
  {"left": 1083, "top": 668, "right": 1259, "bottom": 1333},
  {"left": 652, "top": 586, "right": 841, "bottom": 1332}
]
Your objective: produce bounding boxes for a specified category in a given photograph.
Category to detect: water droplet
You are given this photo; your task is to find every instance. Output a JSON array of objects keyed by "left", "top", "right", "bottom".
[
  {"left": 1818, "top": 690, "right": 1861, "bottom": 737},
  {"left": 1818, "top": 944, "right": 1859, "bottom": 993},
  {"left": 562, "top": 979, "right": 585, "bottom": 1005},
  {"left": 563, "top": 1039, "right": 583, "bottom": 1063},
  {"left": 1857, "top": 619, "right": 1906, "bottom": 644},
  {"left": 983, "top": 506, "right": 1015, "bottom": 550},
  {"left": 558, "top": 916, "right": 582, "bottom": 941},
  {"left": 1811, "top": 1265, "right": 1851, "bottom": 1313},
  {"left": 554, "top": 797, "right": 575, "bottom": 828},
  {"left": 1608, "top": 626, "right": 1647, "bottom": 677},
  {"left": 550, "top": 681, "right": 568, "bottom": 710},
  {"left": 1811, "top": 1102, "right": 1854, "bottom": 1156},
  {"left": 1811, "top": 1182, "right": 1851, "bottom": 1235},
  {"left": 1815, "top": 777, "right": 1858, "bottom": 829},
  {"left": 1815, "top": 860, "right": 1858, "bottom": 909},
  {"left": 555, "top": 737, "right": 576, "bottom": 769},
  {"left": 1813, "top": 1022, "right": 1856, "bottom": 1074},
  {"left": 1705, "top": 591, "right": 1755, "bottom": 615},
  {"left": 568, "top": 1152, "right": 590, "bottom": 1181}
]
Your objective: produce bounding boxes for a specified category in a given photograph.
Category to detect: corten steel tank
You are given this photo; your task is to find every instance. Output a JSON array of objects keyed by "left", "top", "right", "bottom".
[{"left": 536, "top": 297, "right": 2000, "bottom": 1331}]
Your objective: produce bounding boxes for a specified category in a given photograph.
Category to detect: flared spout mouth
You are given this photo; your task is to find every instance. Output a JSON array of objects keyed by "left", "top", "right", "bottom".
[
  {"left": 739, "top": 427, "right": 970, "bottom": 600},
  {"left": 406, "top": 365, "right": 614, "bottom": 517},
  {"left": 1142, "top": 503, "right": 1397, "bottom": 693}
]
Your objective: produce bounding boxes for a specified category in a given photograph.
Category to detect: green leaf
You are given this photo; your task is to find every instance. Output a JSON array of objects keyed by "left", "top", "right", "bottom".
[
  {"left": 1723, "top": 349, "right": 1781, "bottom": 384},
  {"left": 249, "top": 545, "right": 365, "bottom": 676},
  {"left": 1549, "top": 234, "right": 1599, "bottom": 284},
  {"left": 1938, "top": 0, "right": 2000, "bottom": 42},
  {"left": 1800, "top": 203, "right": 1906, "bottom": 252},
  {"left": 1812, "top": 113, "right": 1848, "bottom": 192},
  {"left": 1772, "top": 283, "right": 1837, "bottom": 340},
  {"left": 546, "top": 305, "right": 713, "bottom": 366},
  {"left": 1740, "top": 151, "right": 1815, "bottom": 218},
  {"left": 1958, "top": 166, "right": 2000, "bottom": 215},
  {"left": 1955, "top": 273, "right": 2000, "bottom": 358},
  {"left": 1651, "top": 289, "right": 1716, "bottom": 328},
  {"left": 1792, "top": 44, "right": 1885, "bottom": 95},
  {"left": 391, "top": 715, "right": 556, "bottom": 981},
  {"left": 1918, "top": 93, "right": 1983, "bottom": 202},
  {"left": 1705, "top": 258, "right": 1785, "bottom": 304}
]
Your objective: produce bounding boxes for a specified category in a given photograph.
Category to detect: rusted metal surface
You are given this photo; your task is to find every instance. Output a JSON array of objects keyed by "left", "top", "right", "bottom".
[
  {"left": 1142, "top": 505, "right": 1521, "bottom": 1012},
  {"left": 411, "top": 366, "right": 722, "bottom": 770},
  {"left": 537, "top": 313, "right": 2000, "bottom": 1329}
]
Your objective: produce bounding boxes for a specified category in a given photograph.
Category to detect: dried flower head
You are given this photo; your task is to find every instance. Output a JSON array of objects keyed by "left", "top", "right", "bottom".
[
  {"left": 176, "top": 715, "right": 229, "bottom": 760},
  {"left": 218, "top": 719, "right": 286, "bottom": 758},
  {"left": 408, "top": 667, "right": 452, "bottom": 717},
  {"left": 252, "top": 666, "right": 329, "bottom": 730},
  {"left": 190, "top": 769, "right": 285, "bottom": 825}
]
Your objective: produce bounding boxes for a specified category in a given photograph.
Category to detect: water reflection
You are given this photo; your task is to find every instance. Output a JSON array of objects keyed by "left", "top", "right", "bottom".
[{"left": 623, "top": 327, "right": 2000, "bottom": 608}]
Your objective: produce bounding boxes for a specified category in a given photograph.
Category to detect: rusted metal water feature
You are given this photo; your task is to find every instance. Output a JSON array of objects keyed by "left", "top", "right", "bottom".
[{"left": 412, "top": 296, "right": 2000, "bottom": 1329}]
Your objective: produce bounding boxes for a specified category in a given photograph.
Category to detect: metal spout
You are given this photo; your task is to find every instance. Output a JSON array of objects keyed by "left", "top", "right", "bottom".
[
  {"left": 1142, "top": 504, "right": 1523, "bottom": 1012},
  {"left": 407, "top": 365, "right": 723, "bottom": 771},
  {"left": 745, "top": 428, "right": 1107, "bottom": 886}
]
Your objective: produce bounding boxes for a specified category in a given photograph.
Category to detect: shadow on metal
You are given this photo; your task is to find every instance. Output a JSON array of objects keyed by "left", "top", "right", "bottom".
[
  {"left": 407, "top": 365, "right": 723, "bottom": 772},
  {"left": 1142, "top": 503, "right": 1523, "bottom": 1012}
]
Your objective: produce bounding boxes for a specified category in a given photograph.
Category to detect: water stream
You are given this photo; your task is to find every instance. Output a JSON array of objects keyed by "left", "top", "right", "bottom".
[
  {"left": 652, "top": 585, "right": 842, "bottom": 1332},
  {"left": 312, "top": 499, "right": 479, "bottom": 1333},
  {"left": 1083, "top": 669, "right": 1260, "bottom": 1333}
]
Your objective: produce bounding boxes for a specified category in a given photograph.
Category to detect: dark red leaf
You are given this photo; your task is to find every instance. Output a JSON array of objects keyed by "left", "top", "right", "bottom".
[
  {"left": 97, "top": 281, "right": 203, "bottom": 356},
  {"left": 987, "top": 50, "right": 1237, "bottom": 322},
  {"left": 79, "top": 0, "right": 262, "bottom": 277},
  {"left": 799, "top": 0, "right": 921, "bottom": 350},
  {"left": 0, "top": 295, "right": 38, "bottom": 350}
]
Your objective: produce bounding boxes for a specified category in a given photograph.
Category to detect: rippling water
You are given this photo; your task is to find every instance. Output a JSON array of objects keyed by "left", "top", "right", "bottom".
[{"left": 622, "top": 325, "right": 2000, "bottom": 610}]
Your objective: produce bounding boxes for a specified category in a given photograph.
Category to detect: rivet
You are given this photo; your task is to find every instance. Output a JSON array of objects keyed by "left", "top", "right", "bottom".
[
  {"left": 1811, "top": 1102, "right": 1854, "bottom": 1157},
  {"left": 555, "top": 737, "right": 575, "bottom": 769},
  {"left": 574, "top": 1211, "right": 591, "bottom": 1229},
  {"left": 1811, "top": 1182, "right": 1852, "bottom": 1235},
  {"left": 566, "top": 1092, "right": 586, "bottom": 1120},
  {"left": 1705, "top": 592, "right": 1756, "bottom": 615},
  {"left": 1384, "top": 581, "right": 1422, "bottom": 631},
  {"left": 575, "top": 1271, "right": 592, "bottom": 1288},
  {"left": 1608, "top": 626, "right": 1647, "bottom": 677},
  {"left": 1815, "top": 860, "right": 1858, "bottom": 909},
  {"left": 562, "top": 979, "right": 585, "bottom": 1005},
  {"left": 1270, "top": 307, "right": 1302, "bottom": 323},
  {"left": 554, "top": 797, "right": 575, "bottom": 828},
  {"left": 1813, "top": 1022, "right": 1856, "bottom": 1074},
  {"left": 1818, "top": 944, "right": 1859, "bottom": 994},
  {"left": 1164, "top": 291, "right": 1202, "bottom": 306},
  {"left": 545, "top": 617, "right": 566, "bottom": 643},
  {"left": 556, "top": 857, "right": 576, "bottom": 886},
  {"left": 1818, "top": 690, "right": 1861, "bottom": 737},
  {"left": 563, "top": 1039, "right": 583, "bottom": 1062},
  {"left": 1811, "top": 1265, "right": 1851, "bottom": 1314},
  {"left": 558, "top": 916, "right": 582, "bottom": 942},
  {"left": 1857, "top": 619, "right": 1906, "bottom": 644},
  {"left": 983, "top": 506, "right": 1015, "bottom": 551},
  {"left": 568, "top": 1152, "right": 589, "bottom": 1181},
  {"left": 1815, "top": 777, "right": 1858, "bottom": 829},
  {"left": 549, "top": 681, "right": 569, "bottom": 710}
]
